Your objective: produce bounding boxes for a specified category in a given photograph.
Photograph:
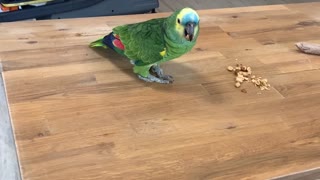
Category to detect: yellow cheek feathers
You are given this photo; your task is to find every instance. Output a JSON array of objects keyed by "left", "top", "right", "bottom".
[
  {"left": 175, "top": 23, "right": 184, "bottom": 37},
  {"left": 194, "top": 26, "right": 199, "bottom": 37},
  {"left": 175, "top": 9, "right": 186, "bottom": 35}
]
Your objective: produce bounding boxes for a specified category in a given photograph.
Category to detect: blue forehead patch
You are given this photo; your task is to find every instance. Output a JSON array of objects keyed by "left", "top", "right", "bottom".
[{"left": 182, "top": 13, "right": 199, "bottom": 24}]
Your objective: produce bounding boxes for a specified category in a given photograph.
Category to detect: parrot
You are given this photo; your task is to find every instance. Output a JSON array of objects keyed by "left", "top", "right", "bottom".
[{"left": 90, "top": 7, "right": 200, "bottom": 84}]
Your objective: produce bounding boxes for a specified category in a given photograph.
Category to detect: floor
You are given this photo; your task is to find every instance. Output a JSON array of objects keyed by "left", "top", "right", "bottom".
[
  {"left": 0, "top": 1, "right": 319, "bottom": 180},
  {"left": 0, "top": 71, "right": 21, "bottom": 180}
]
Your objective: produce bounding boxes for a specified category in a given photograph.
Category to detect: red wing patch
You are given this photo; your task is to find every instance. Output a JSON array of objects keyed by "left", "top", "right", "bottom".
[
  {"left": 113, "top": 39, "right": 125, "bottom": 50},
  {"left": 112, "top": 34, "right": 125, "bottom": 50}
]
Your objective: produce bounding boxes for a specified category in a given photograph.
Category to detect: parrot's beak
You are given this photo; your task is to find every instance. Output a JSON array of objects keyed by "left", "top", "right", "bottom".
[{"left": 184, "top": 22, "right": 195, "bottom": 41}]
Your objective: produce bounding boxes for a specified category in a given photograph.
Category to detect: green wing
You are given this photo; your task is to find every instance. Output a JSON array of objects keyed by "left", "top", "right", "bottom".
[{"left": 113, "top": 18, "right": 166, "bottom": 66}]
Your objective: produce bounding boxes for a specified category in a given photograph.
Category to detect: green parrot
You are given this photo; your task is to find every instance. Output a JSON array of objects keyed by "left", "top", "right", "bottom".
[{"left": 90, "top": 7, "right": 200, "bottom": 84}]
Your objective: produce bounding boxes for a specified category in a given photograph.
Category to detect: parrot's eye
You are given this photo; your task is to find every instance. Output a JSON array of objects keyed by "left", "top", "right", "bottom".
[{"left": 177, "top": 18, "right": 181, "bottom": 24}]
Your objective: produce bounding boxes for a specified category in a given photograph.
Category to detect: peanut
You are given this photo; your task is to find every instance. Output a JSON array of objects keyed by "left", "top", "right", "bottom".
[
  {"left": 236, "top": 77, "right": 244, "bottom": 83},
  {"left": 227, "top": 66, "right": 234, "bottom": 71},
  {"left": 227, "top": 64, "right": 271, "bottom": 91}
]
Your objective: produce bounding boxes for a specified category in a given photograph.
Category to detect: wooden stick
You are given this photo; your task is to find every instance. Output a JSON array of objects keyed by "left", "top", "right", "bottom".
[{"left": 295, "top": 42, "right": 320, "bottom": 55}]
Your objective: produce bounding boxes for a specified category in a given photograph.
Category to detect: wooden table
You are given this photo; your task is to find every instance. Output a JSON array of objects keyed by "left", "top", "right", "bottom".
[{"left": 0, "top": 2, "right": 320, "bottom": 180}]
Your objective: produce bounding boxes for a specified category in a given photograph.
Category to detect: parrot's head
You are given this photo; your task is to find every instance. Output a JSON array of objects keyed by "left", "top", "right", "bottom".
[{"left": 171, "top": 7, "right": 200, "bottom": 42}]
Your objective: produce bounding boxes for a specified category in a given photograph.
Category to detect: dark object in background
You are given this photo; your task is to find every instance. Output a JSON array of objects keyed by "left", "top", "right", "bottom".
[{"left": 0, "top": 0, "right": 159, "bottom": 22}]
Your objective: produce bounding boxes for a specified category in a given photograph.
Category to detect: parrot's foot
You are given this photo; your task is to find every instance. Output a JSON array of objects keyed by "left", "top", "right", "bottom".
[
  {"left": 138, "top": 74, "right": 171, "bottom": 84},
  {"left": 151, "top": 65, "right": 174, "bottom": 83}
]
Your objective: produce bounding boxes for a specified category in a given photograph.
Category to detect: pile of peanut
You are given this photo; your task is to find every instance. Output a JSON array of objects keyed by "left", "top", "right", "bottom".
[{"left": 227, "top": 64, "right": 271, "bottom": 91}]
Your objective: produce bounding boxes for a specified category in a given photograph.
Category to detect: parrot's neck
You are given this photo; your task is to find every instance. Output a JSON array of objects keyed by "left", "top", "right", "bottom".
[
  {"left": 163, "top": 19, "right": 195, "bottom": 60},
  {"left": 164, "top": 36, "right": 194, "bottom": 60}
]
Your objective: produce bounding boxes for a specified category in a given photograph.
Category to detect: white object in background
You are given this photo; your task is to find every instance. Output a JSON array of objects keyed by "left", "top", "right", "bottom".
[{"left": 30, "top": 3, "right": 47, "bottom": 7}]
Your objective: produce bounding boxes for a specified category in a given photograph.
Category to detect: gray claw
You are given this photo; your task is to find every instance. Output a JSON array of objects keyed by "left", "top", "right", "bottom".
[
  {"left": 162, "top": 75, "right": 174, "bottom": 82},
  {"left": 138, "top": 74, "right": 170, "bottom": 84},
  {"left": 151, "top": 65, "right": 174, "bottom": 83}
]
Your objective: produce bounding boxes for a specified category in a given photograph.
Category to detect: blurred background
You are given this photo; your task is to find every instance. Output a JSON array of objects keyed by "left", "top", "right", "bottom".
[{"left": 0, "top": 0, "right": 319, "bottom": 22}]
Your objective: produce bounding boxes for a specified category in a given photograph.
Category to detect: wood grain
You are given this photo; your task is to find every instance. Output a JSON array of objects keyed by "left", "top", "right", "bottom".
[{"left": 0, "top": 3, "right": 320, "bottom": 180}]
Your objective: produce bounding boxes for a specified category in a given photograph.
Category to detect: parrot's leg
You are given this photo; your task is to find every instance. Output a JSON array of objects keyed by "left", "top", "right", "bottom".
[
  {"left": 138, "top": 74, "right": 171, "bottom": 84},
  {"left": 151, "top": 65, "right": 174, "bottom": 83},
  {"left": 134, "top": 64, "right": 171, "bottom": 84}
]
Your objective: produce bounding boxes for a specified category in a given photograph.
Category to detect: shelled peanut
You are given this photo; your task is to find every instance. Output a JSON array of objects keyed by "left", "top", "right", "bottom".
[{"left": 227, "top": 64, "right": 270, "bottom": 90}]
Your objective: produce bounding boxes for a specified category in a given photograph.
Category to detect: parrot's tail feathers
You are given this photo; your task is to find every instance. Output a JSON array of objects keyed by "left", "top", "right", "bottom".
[{"left": 89, "top": 38, "right": 108, "bottom": 49}]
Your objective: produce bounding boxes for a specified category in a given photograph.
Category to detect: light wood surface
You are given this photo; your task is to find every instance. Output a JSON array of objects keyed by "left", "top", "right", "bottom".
[{"left": 0, "top": 2, "right": 320, "bottom": 180}]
